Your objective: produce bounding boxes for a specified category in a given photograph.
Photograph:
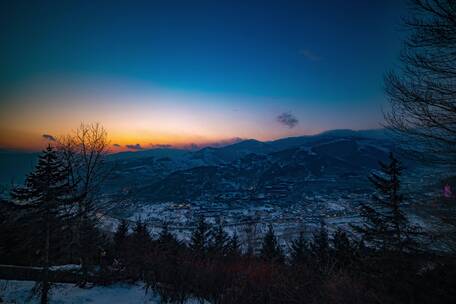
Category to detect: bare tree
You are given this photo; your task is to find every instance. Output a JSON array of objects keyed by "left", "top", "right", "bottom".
[
  {"left": 385, "top": 0, "right": 456, "bottom": 166},
  {"left": 57, "top": 123, "right": 112, "bottom": 285}
]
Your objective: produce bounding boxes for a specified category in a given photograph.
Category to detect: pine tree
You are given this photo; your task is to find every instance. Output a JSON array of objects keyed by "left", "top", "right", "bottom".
[
  {"left": 310, "top": 221, "right": 330, "bottom": 268},
  {"left": 11, "top": 145, "right": 72, "bottom": 304},
  {"left": 332, "top": 228, "right": 355, "bottom": 267},
  {"left": 129, "top": 219, "right": 152, "bottom": 280},
  {"left": 352, "top": 153, "right": 419, "bottom": 253},
  {"left": 131, "top": 220, "right": 152, "bottom": 252},
  {"left": 76, "top": 215, "right": 107, "bottom": 286},
  {"left": 113, "top": 219, "right": 129, "bottom": 263},
  {"left": 209, "top": 224, "right": 229, "bottom": 256},
  {"left": 226, "top": 232, "right": 242, "bottom": 257},
  {"left": 290, "top": 231, "right": 309, "bottom": 266},
  {"left": 260, "top": 225, "right": 284, "bottom": 263},
  {"left": 157, "top": 225, "right": 180, "bottom": 253},
  {"left": 190, "top": 217, "right": 212, "bottom": 254}
]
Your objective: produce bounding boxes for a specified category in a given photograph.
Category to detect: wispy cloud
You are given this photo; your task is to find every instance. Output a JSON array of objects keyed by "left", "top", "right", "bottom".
[
  {"left": 125, "top": 143, "right": 143, "bottom": 150},
  {"left": 42, "top": 134, "right": 56, "bottom": 141},
  {"left": 112, "top": 143, "right": 121, "bottom": 147},
  {"left": 277, "top": 112, "right": 299, "bottom": 129},
  {"left": 299, "top": 49, "right": 321, "bottom": 62}
]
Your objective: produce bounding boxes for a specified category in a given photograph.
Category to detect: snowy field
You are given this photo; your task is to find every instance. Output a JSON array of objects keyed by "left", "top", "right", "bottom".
[{"left": 0, "top": 280, "right": 202, "bottom": 304}]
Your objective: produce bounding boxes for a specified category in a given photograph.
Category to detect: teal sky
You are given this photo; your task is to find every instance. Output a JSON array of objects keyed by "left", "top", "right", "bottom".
[{"left": 0, "top": 0, "right": 408, "bottom": 150}]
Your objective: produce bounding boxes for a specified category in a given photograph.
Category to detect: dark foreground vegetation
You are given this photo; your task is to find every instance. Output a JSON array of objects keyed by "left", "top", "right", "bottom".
[{"left": 0, "top": 143, "right": 456, "bottom": 304}]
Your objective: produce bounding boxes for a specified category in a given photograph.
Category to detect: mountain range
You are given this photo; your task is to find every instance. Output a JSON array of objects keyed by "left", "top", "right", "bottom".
[
  {"left": 0, "top": 129, "right": 401, "bottom": 202},
  {"left": 103, "top": 129, "right": 401, "bottom": 202}
]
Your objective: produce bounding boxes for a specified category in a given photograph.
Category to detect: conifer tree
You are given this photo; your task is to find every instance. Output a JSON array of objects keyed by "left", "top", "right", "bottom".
[
  {"left": 129, "top": 219, "right": 152, "bottom": 280},
  {"left": 76, "top": 215, "right": 107, "bottom": 286},
  {"left": 260, "top": 225, "right": 284, "bottom": 263},
  {"left": 353, "top": 153, "right": 419, "bottom": 253},
  {"left": 157, "top": 224, "right": 180, "bottom": 253},
  {"left": 132, "top": 220, "right": 151, "bottom": 249},
  {"left": 209, "top": 223, "right": 229, "bottom": 256},
  {"left": 332, "top": 228, "right": 355, "bottom": 267},
  {"left": 226, "top": 232, "right": 242, "bottom": 257},
  {"left": 113, "top": 219, "right": 129, "bottom": 263},
  {"left": 290, "top": 231, "right": 309, "bottom": 266},
  {"left": 190, "top": 217, "right": 212, "bottom": 254},
  {"left": 11, "top": 145, "right": 72, "bottom": 304},
  {"left": 310, "top": 221, "right": 330, "bottom": 268}
]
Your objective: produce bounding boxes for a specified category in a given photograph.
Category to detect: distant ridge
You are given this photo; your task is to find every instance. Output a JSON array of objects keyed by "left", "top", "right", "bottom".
[
  {"left": 0, "top": 128, "right": 393, "bottom": 188},
  {"left": 108, "top": 128, "right": 390, "bottom": 158}
]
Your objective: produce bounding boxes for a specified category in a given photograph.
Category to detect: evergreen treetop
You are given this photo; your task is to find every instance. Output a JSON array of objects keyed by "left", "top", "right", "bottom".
[
  {"left": 353, "top": 152, "right": 420, "bottom": 253},
  {"left": 290, "top": 231, "right": 309, "bottom": 266},
  {"left": 190, "top": 217, "right": 212, "bottom": 254},
  {"left": 209, "top": 223, "right": 230, "bottom": 256},
  {"left": 260, "top": 224, "right": 284, "bottom": 263}
]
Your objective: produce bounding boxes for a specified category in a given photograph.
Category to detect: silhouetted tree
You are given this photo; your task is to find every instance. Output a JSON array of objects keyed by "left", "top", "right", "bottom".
[
  {"left": 226, "top": 232, "right": 242, "bottom": 257},
  {"left": 332, "top": 228, "right": 355, "bottom": 268},
  {"left": 385, "top": 0, "right": 456, "bottom": 166},
  {"left": 114, "top": 219, "right": 129, "bottom": 259},
  {"left": 190, "top": 217, "right": 212, "bottom": 255},
  {"left": 353, "top": 153, "right": 420, "bottom": 253},
  {"left": 157, "top": 224, "right": 181, "bottom": 254},
  {"left": 11, "top": 145, "right": 72, "bottom": 304},
  {"left": 145, "top": 226, "right": 190, "bottom": 304},
  {"left": 260, "top": 225, "right": 284, "bottom": 263},
  {"left": 58, "top": 123, "right": 111, "bottom": 284},
  {"left": 310, "top": 221, "right": 331, "bottom": 271},
  {"left": 290, "top": 231, "right": 309, "bottom": 266},
  {"left": 209, "top": 223, "right": 230, "bottom": 256},
  {"left": 128, "top": 219, "right": 152, "bottom": 280},
  {"left": 0, "top": 202, "right": 23, "bottom": 264}
]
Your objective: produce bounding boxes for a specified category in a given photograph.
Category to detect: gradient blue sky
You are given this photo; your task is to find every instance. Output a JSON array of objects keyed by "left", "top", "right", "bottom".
[{"left": 0, "top": 0, "right": 408, "bottom": 150}]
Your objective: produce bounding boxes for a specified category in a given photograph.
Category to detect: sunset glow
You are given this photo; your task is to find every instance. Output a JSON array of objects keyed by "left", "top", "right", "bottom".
[
  {"left": 0, "top": 77, "right": 385, "bottom": 151},
  {"left": 0, "top": 1, "right": 403, "bottom": 151}
]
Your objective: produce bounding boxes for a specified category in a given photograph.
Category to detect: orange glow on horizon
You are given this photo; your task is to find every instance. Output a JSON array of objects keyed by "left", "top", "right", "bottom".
[{"left": 0, "top": 78, "right": 381, "bottom": 152}]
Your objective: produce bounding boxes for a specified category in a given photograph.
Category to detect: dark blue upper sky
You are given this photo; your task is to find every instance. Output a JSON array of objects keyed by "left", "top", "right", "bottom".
[{"left": 0, "top": 0, "right": 409, "bottom": 150}]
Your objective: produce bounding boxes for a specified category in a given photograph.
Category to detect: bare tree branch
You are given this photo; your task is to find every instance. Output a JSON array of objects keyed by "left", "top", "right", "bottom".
[{"left": 385, "top": 0, "right": 456, "bottom": 167}]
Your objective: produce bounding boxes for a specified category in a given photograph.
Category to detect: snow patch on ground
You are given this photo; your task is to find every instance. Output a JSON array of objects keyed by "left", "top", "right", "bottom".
[
  {"left": 0, "top": 280, "right": 158, "bottom": 304},
  {"left": 49, "top": 264, "right": 81, "bottom": 272},
  {"left": 0, "top": 280, "right": 206, "bottom": 304}
]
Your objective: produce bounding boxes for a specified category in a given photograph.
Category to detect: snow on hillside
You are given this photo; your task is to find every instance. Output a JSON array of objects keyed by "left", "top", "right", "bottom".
[{"left": 0, "top": 280, "right": 203, "bottom": 304}]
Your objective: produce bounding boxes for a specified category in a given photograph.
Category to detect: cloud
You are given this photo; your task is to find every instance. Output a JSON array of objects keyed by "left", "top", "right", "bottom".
[
  {"left": 299, "top": 49, "right": 321, "bottom": 61},
  {"left": 277, "top": 112, "right": 299, "bottom": 128},
  {"left": 112, "top": 143, "right": 121, "bottom": 147},
  {"left": 42, "top": 134, "right": 56, "bottom": 141},
  {"left": 125, "top": 143, "right": 143, "bottom": 150}
]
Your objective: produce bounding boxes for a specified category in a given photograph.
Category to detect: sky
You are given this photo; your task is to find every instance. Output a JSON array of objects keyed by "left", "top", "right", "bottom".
[{"left": 0, "top": 0, "right": 407, "bottom": 151}]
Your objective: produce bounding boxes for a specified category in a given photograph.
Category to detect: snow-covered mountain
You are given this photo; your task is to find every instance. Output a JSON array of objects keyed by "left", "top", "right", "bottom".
[
  {"left": 0, "top": 129, "right": 401, "bottom": 200},
  {"left": 103, "top": 129, "right": 401, "bottom": 201}
]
